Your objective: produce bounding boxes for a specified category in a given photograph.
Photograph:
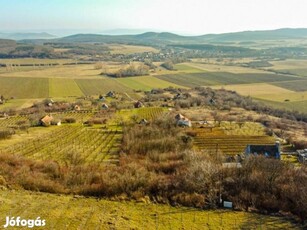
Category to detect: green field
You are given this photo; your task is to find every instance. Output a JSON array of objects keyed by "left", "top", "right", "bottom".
[
  {"left": 0, "top": 190, "right": 300, "bottom": 230},
  {"left": 116, "top": 76, "right": 183, "bottom": 91},
  {"left": 49, "top": 78, "right": 84, "bottom": 97},
  {"left": 0, "top": 77, "right": 49, "bottom": 99}
]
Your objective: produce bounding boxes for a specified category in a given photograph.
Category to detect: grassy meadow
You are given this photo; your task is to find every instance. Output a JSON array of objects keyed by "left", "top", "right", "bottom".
[{"left": 0, "top": 190, "right": 300, "bottom": 230}]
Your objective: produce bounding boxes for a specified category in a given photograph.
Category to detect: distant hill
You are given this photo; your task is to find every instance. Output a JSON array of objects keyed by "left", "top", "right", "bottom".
[
  {"left": 0, "top": 39, "right": 16, "bottom": 47},
  {"left": 51, "top": 28, "right": 307, "bottom": 45},
  {"left": 0, "top": 32, "right": 56, "bottom": 40},
  {"left": 199, "top": 28, "right": 307, "bottom": 42}
]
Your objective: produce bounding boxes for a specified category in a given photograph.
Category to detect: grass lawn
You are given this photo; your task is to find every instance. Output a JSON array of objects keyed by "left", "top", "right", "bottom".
[{"left": 0, "top": 190, "right": 300, "bottom": 230}]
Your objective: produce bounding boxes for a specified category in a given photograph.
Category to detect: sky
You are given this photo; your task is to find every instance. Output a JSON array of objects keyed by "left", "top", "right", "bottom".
[{"left": 1, "top": 0, "right": 307, "bottom": 36}]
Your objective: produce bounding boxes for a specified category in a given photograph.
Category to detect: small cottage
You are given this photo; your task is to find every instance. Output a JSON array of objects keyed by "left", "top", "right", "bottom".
[
  {"left": 99, "top": 95, "right": 106, "bottom": 101},
  {"left": 102, "top": 103, "right": 109, "bottom": 109},
  {"left": 297, "top": 149, "right": 307, "bottom": 164},
  {"left": 74, "top": 105, "right": 81, "bottom": 111},
  {"left": 106, "top": 91, "right": 115, "bottom": 98},
  {"left": 139, "top": 118, "right": 148, "bottom": 125},
  {"left": 40, "top": 115, "right": 54, "bottom": 126},
  {"left": 134, "top": 101, "right": 144, "bottom": 108},
  {"left": 175, "top": 113, "right": 192, "bottom": 127}
]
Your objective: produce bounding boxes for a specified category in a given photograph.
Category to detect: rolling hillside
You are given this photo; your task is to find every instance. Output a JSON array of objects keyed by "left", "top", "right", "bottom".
[{"left": 52, "top": 28, "right": 307, "bottom": 44}]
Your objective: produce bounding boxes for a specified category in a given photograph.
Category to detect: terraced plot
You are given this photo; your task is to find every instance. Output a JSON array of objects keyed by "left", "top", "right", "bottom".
[
  {"left": 0, "top": 115, "right": 29, "bottom": 127},
  {"left": 53, "top": 111, "right": 94, "bottom": 123},
  {"left": 0, "top": 125, "right": 122, "bottom": 164},
  {"left": 116, "top": 107, "right": 165, "bottom": 122},
  {"left": 192, "top": 123, "right": 275, "bottom": 155},
  {"left": 0, "top": 190, "right": 300, "bottom": 230}
]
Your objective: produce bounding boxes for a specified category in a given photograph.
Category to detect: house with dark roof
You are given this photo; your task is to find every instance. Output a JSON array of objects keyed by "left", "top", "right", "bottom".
[
  {"left": 297, "top": 149, "right": 307, "bottom": 164},
  {"left": 106, "top": 91, "right": 115, "bottom": 98},
  {"left": 134, "top": 101, "right": 144, "bottom": 108},
  {"left": 175, "top": 113, "right": 192, "bottom": 127},
  {"left": 245, "top": 142, "right": 281, "bottom": 159},
  {"left": 101, "top": 103, "right": 109, "bottom": 109}
]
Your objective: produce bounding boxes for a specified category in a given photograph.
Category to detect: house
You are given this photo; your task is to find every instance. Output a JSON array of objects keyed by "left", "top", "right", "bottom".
[
  {"left": 209, "top": 98, "right": 216, "bottom": 105},
  {"left": 139, "top": 118, "right": 148, "bottom": 125},
  {"left": 74, "top": 105, "right": 81, "bottom": 111},
  {"left": 134, "top": 101, "right": 144, "bottom": 108},
  {"left": 101, "top": 103, "right": 109, "bottom": 109},
  {"left": 106, "top": 91, "right": 115, "bottom": 98},
  {"left": 40, "top": 115, "right": 54, "bottom": 126},
  {"left": 175, "top": 113, "right": 192, "bottom": 127},
  {"left": 245, "top": 142, "right": 281, "bottom": 159},
  {"left": 297, "top": 149, "right": 307, "bottom": 164},
  {"left": 175, "top": 113, "right": 185, "bottom": 120},
  {"left": 99, "top": 95, "right": 106, "bottom": 101}
]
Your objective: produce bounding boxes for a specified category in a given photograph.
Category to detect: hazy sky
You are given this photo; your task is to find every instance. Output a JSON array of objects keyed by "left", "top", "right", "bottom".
[{"left": 1, "top": 0, "right": 307, "bottom": 35}]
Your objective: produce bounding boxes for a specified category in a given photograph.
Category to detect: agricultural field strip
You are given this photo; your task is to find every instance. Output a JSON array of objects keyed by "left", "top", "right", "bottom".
[
  {"left": 75, "top": 78, "right": 134, "bottom": 95},
  {"left": 156, "top": 72, "right": 303, "bottom": 88},
  {"left": 49, "top": 78, "right": 84, "bottom": 97},
  {"left": 184, "top": 62, "right": 271, "bottom": 74},
  {"left": 0, "top": 190, "right": 300, "bottom": 229},
  {"left": 0, "top": 77, "right": 49, "bottom": 99},
  {"left": 0, "top": 125, "right": 122, "bottom": 164},
  {"left": 270, "top": 80, "right": 307, "bottom": 92},
  {"left": 115, "top": 76, "right": 183, "bottom": 91}
]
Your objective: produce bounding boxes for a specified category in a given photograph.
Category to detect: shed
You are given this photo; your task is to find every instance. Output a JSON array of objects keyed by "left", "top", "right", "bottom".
[
  {"left": 74, "top": 105, "right": 81, "bottom": 111},
  {"left": 245, "top": 142, "right": 281, "bottom": 159},
  {"left": 139, "top": 119, "right": 148, "bottom": 125},
  {"left": 297, "top": 149, "right": 307, "bottom": 164},
  {"left": 134, "top": 101, "right": 144, "bottom": 108},
  {"left": 102, "top": 103, "right": 109, "bottom": 109},
  {"left": 106, "top": 91, "right": 115, "bottom": 97},
  {"left": 175, "top": 114, "right": 192, "bottom": 127},
  {"left": 40, "top": 115, "right": 54, "bottom": 126}
]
